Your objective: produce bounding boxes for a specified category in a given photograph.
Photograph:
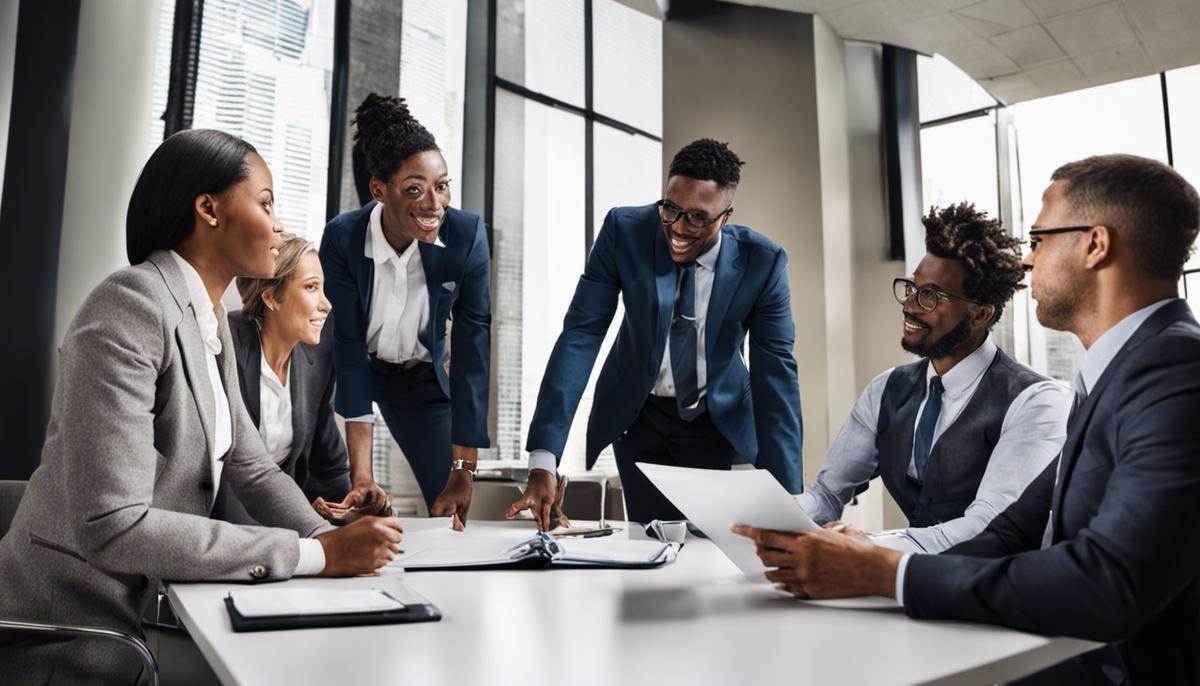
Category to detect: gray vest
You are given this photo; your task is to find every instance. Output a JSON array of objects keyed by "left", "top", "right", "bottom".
[{"left": 875, "top": 348, "right": 1046, "bottom": 527}]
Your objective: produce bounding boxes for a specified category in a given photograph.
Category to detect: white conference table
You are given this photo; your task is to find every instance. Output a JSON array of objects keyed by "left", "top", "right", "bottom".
[{"left": 168, "top": 521, "right": 1098, "bottom": 686}]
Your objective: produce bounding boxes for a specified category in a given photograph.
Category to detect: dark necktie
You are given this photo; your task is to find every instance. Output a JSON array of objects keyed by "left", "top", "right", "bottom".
[
  {"left": 913, "top": 376, "right": 944, "bottom": 482},
  {"left": 670, "top": 261, "right": 703, "bottom": 421}
]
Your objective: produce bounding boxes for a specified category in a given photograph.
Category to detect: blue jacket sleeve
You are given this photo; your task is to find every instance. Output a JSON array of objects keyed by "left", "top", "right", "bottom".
[
  {"left": 449, "top": 218, "right": 492, "bottom": 447},
  {"left": 318, "top": 229, "right": 373, "bottom": 419},
  {"left": 903, "top": 338, "right": 1200, "bottom": 643},
  {"left": 523, "top": 211, "right": 623, "bottom": 460},
  {"left": 746, "top": 248, "right": 804, "bottom": 493}
]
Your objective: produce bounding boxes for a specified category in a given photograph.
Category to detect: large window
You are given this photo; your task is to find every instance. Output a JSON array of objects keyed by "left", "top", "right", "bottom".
[
  {"left": 399, "top": 0, "right": 468, "bottom": 202},
  {"left": 156, "top": 0, "right": 337, "bottom": 245},
  {"left": 491, "top": 0, "right": 662, "bottom": 475},
  {"left": 919, "top": 54, "right": 1195, "bottom": 383}
]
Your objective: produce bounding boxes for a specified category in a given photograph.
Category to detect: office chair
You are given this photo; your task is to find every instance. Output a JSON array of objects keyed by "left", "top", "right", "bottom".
[{"left": 0, "top": 480, "right": 160, "bottom": 686}]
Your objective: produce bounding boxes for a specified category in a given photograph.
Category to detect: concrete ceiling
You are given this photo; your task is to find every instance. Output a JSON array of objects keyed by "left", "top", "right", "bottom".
[{"left": 717, "top": 0, "right": 1200, "bottom": 104}]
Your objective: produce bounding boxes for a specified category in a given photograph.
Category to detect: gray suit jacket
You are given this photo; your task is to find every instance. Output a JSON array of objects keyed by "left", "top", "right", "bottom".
[
  {"left": 0, "top": 251, "right": 332, "bottom": 684},
  {"left": 212, "top": 311, "right": 352, "bottom": 524}
]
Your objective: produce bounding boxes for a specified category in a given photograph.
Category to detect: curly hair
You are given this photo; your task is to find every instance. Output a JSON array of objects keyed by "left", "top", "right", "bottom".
[
  {"left": 923, "top": 203, "right": 1025, "bottom": 327},
  {"left": 668, "top": 138, "right": 745, "bottom": 193},
  {"left": 352, "top": 92, "right": 438, "bottom": 182}
]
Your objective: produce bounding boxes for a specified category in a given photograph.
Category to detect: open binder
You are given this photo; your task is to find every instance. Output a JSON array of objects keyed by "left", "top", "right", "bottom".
[{"left": 393, "top": 530, "right": 678, "bottom": 571}]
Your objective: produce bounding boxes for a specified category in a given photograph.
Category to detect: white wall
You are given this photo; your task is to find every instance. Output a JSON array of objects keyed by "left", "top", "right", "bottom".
[
  {"left": 54, "top": 0, "right": 162, "bottom": 350},
  {"left": 0, "top": 0, "right": 22, "bottom": 212},
  {"left": 664, "top": 4, "right": 910, "bottom": 531}
]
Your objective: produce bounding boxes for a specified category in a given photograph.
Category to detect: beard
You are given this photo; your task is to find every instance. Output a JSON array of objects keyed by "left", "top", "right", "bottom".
[
  {"left": 901, "top": 312, "right": 974, "bottom": 359},
  {"left": 1033, "top": 283, "right": 1080, "bottom": 332}
]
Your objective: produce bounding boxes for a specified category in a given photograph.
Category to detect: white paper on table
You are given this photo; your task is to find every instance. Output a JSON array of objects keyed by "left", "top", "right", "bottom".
[
  {"left": 636, "top": 463, "right": 820, "bottom": 580},
  {"left": 228, "top": 588, "right": 405, "bottom": 618}
]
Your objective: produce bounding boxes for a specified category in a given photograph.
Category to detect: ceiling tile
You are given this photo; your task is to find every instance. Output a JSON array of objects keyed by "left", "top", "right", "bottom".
[
  {"left": 790, "top": 0, "right": 872, "bottom": 12},
  {"left": 868, "top": 0, "right": 945, "bottom": 24},
  {"left": 822, "top": 0, "right": 885, "bottom": 33},
  {"left": 990, "top": 24, "right": 1066, "bottom": 67},
  {"left": 954, "top": 0, "right": 1039, "bottom": 35},
  {"left": 938, "top": 0, "right": 981, "bottom": 9},
  {"left": 1140, "top": 27, "right": 1200, "bottom": 72},
  {"left": 1119, "top": 0, "right": 1200, "bottom": 38},
  {"left": 979, "top": 71, "right": 1043, "bottom": 102},
  {"left": 1043, "top": 2, "right": 1137, "bottom": 56},
  {"left": 1073, "top": 41, "right": 1154, "bottom": 83},
  {"left": 941, "top": 40, "right": 1022, "bottom": 77},
  {"left": 1022, "top": 0, "right": 1109, "bottom": 20},
  {"left": 1021, "top": 57, "right": 1087, "bottom": 90},
  {"left": 899, "top": 11, "right": 979, "bottom": 50}
]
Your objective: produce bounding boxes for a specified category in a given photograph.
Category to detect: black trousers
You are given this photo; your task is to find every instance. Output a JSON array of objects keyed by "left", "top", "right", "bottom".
[
  {"left": 370, "top": 359, "right": 452, "bottom": 510},
  {"left": 612, "top": 395, "right": 738, "bottom": 523}
]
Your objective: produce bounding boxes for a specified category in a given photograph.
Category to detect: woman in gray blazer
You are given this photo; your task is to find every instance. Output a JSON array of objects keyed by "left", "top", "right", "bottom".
[
  {"left": 214, "top": 233, "right": 391, "bottom": 524},
  {"left": 0, "top": 130, "right": 403, "bottom": 685}
]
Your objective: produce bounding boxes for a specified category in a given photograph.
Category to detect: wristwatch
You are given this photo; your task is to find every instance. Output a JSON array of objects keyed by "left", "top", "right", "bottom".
[{"left": 451, "top": 459, "right": 477, "bottom": 480}]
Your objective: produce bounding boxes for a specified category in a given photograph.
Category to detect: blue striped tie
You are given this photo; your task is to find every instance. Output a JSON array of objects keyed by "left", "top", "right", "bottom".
[
  {"left": 913, "top": 376, "right": 944, "bottom": 482},
  {"left": 670, "top": 262, "right": 703, "bottom": 421}
]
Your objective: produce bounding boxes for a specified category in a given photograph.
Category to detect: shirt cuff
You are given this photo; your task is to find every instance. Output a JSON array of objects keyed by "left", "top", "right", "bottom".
[
  {"left": 295, "top": 538, "right": 327, "bottom": 576},
  {"left": 528, "top": 450, "right": 559, "bottom": 475},
  {"left": 895, "top": 553, "right": 913, "bottom": 607},
  {"left": 344, "top": 414, "right": 375, "bottom": 424}
]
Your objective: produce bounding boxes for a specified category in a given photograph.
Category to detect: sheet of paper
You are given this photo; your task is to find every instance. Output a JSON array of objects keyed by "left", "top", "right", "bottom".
[
  {"left": 389, "top": 524, "right": 536, "bottom": 569},
  {"left": 558, "top": 538, "right": 670, "bottom": 565},
  {"left": 229, "top": 588, "right": 404, "bottom": 618},
  {"left": 799, "top": 596, "right": 901, "bottom": 610},
  {"left": 636, "top": 463, "right": 820, "bottom": 580}
]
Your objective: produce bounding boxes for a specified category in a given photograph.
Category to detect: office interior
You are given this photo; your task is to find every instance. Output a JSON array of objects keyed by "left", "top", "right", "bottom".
[{"left": 1, "top": 0, "right": 1198, "bottom": 683}]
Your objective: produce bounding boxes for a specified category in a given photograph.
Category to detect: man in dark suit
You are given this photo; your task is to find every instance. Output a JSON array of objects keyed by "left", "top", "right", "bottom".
[
  {"left": 509, "top": 138, "right": 804, "bottom": 527},
  {"left": 734, "top": 154, "right": 1200, "bottom": 685}
]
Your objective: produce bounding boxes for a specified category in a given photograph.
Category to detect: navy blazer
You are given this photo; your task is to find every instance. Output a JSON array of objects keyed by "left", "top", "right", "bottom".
[
  {"left": 904, "top": 299, "right": 1200, "bottom": 685},
  {"left": 525, "top": 204, "right": 804, "bottom": 493},
  {"left": 318, "top": 202, "right": 491, "bottom": 447}
]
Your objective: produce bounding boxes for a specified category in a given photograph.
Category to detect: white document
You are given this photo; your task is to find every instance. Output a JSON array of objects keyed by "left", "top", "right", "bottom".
[
  {"left": 228, "top": 588, "right": 405, "bottom": 618},
  {"left": 636, "top": 463, "right": 820, "bottom": 580}
]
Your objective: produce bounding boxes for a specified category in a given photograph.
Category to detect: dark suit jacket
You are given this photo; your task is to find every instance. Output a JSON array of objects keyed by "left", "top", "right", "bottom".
[
  {"left": 525, "top": 204, "right": 804, "bottom": 493},
  {"left": 904, "top": 299, "right": 1200, "bottom": 685},
  {"left": 318, "top": 202, "right": 491, "bottom": 447},
  {"left": 212, "top": 311, "right": 353, "bottom": 524}
]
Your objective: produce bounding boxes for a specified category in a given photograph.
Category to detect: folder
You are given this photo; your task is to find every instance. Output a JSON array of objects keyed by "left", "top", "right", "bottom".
[
  {"left": 223, "top": 587, "right": 441, "bottom": 632},
  {"left": 391, "top": 529, "right": 677, "bottom": 571}
]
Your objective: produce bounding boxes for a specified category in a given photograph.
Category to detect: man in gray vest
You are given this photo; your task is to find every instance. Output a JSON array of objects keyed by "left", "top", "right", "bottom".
[{"left": 796, "top": 203, "right": 1070, "bottom": 553}]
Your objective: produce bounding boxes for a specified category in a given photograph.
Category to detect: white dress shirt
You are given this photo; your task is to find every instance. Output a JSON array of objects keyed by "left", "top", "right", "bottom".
[
  {"left": 527, "top": 234, "right": 721, "bottom": 475},
  {"left": 347, "top": 202, "right": 445, "bottom": 424},
  {"left": 894, "top": 299, "right": 1174, "bottom": 605},
  {"left": 798, "top": 339, "right": 1070, "bottom": 554},
  {"left": 258, "top": 350, "right": 294, "bottom": 466},
  {"left": 169, "top": 252, "right": 324, "bottom": 577}
]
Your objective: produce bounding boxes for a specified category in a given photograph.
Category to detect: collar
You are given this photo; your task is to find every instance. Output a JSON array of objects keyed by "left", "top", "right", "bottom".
[
  {"left": 695, "top": 231, "right": 721, "bottom": 271},
  {"left": 1078, "top": 298, "right": 1176, "bottom": 394},
  {"left": 168, "top": 250, "right": 223, "bottom": 355},
  {"left": 924, "top": 337, "right": 996, "bottom": 398},
  {"left": 365, "top": 202, "right": 445, "bottom": 265}
]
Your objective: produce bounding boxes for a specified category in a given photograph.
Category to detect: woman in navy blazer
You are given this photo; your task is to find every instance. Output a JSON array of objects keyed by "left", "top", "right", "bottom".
[{"left": 319, "top": 94, "right": 490, "bottom": 526}]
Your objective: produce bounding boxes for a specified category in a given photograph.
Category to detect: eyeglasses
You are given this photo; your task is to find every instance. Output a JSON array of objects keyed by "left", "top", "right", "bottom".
[
  {"left": 656, "top": 200, "right": 731, "bottom": 230},
  {"left": 1027, "top": 225, "right": 1092, "bottom": 252},
  {"left": 893, "top": 277, "right": 982, "bottom": 312}
]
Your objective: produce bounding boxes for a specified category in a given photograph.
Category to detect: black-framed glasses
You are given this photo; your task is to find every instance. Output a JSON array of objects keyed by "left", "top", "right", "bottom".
[
  {"left": 1027, "top": 225, "right": 1092, "bottom": 252},
  {"left": 656, "top": 199, "right": 731, "bottom": 230},
  {"left": 893, "top": 278, "right": 982, "bottom": 312}
]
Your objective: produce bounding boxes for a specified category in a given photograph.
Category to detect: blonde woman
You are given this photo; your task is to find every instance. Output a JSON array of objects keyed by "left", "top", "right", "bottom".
[{"left": 214, "top": 233, "right": 391, "bottom": 523}]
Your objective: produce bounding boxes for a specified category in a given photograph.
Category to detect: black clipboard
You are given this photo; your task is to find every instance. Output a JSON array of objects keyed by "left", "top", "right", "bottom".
[{"left": 224, "top": 594, "right": 441, "bottom": 632}]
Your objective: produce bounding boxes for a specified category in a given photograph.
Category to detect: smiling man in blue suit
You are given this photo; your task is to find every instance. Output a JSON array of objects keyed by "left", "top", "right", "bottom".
[{"left": 508, "top": 139, "right": 803, "bottom": 527}]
